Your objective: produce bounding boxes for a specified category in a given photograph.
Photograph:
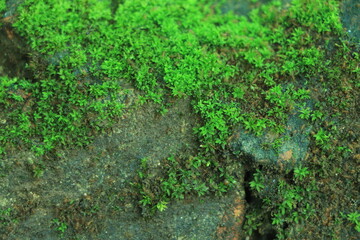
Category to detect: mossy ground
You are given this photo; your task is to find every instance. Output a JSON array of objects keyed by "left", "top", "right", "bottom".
[{"left": 0, "top": 0, "right": 359, "bottom": 239}]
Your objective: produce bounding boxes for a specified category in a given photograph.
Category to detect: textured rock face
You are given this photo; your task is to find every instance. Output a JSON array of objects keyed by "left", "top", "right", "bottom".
[
  {"left": 0, "top": 96, "right": 247, "bottom": 240},
  {"left": 340, "top": 0, "right": 360, "bottom": 43},
  {"left": 230, "top": 114, "right": 312, "bottom": 169}
]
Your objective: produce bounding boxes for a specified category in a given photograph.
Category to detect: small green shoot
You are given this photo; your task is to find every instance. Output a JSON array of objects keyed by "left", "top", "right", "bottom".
[
  {"left": 294, "top": 166, "right": 310, "bottom": 181},
  {"left": 249, "top": 169, "right": 265, "bottom": 192}
]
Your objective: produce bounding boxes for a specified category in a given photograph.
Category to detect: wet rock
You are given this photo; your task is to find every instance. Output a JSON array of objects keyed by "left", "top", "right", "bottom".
[
  {"left": 230, "top": 114, "right": 312, "bottom": 169},
  {"left": 340, "top": 0, "right": 360, "bottom": 44}
]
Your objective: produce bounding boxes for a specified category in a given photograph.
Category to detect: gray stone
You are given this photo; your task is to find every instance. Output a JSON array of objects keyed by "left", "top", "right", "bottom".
[{"left": 230, "top": 114, "right": 312, "bottom": 168}]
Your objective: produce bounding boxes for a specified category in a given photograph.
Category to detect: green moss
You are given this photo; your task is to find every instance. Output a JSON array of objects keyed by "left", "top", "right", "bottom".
[
  {"left": 1, "top": 0, "right": 358, "bottom": 238},
  {"left": 0, "top": 0, "right": 5, "bottom": 12},
  {"left": 289, "top": 0, "right": 342, "bottom": 34},
  {"left": 0, "top": 0, "right": 5, "bottom": 28},
  {"left": 136, "top": 155, "right": 234, "bottom": 216},
  {"left": 244, "top": 167, "right": 317, "bottom": 239},
  {"left": 0, "top": 207, "right": 17, "bottom": 227},
  {"left": 8, "top": 0, "right": 350, "bottom": 156}
]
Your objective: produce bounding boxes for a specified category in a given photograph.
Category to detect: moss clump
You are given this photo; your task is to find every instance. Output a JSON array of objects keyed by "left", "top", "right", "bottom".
[
  {"left": 5, "top": 0, "right": 349, "bottom": 156},
  {"left": 0, "top": 0, "right": 5, "bottom": 13},
  {"left": 0, "top": 0, "right": 5, "bottom": 27}
]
